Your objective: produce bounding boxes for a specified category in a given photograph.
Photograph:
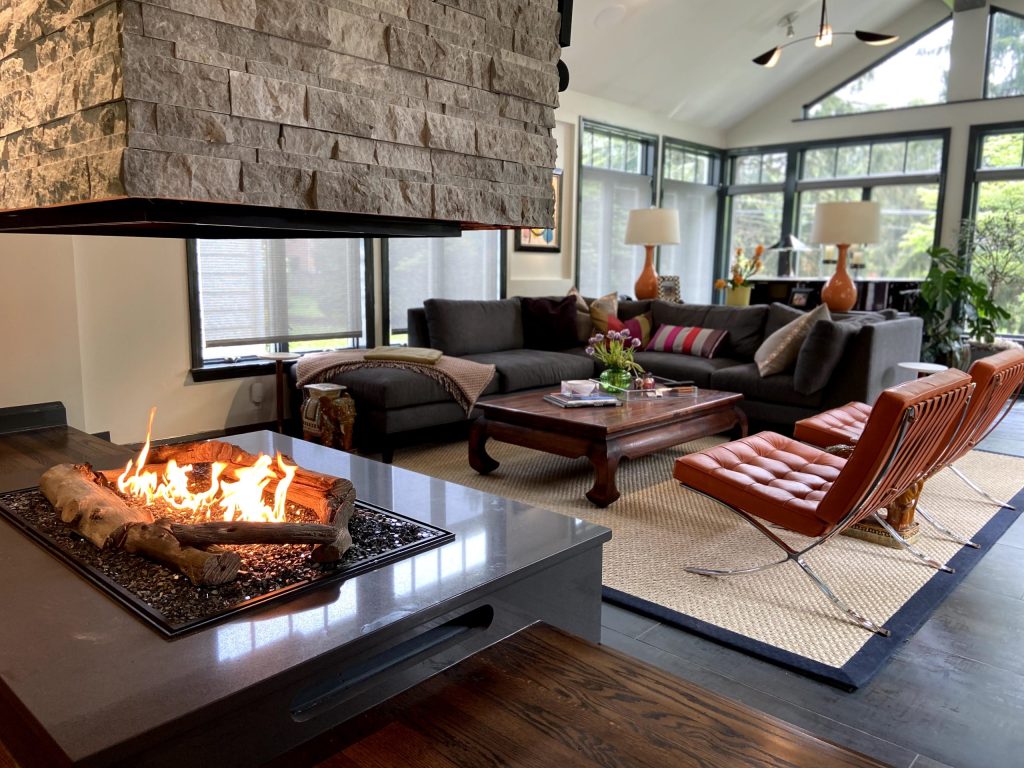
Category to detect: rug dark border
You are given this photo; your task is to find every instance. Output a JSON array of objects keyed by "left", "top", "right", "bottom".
[{"left": 603, "top": 483, "right": 1024, "bottom": 691}]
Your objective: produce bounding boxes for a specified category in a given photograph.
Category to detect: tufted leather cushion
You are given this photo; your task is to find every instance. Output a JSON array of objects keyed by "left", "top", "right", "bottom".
[
  {"left": 676, "top": 369, "right": 974, "bottom": 537},
  {"left": 674, "top": 432, "right": 845, "bottom": 537},
  {"left": 794, "top": 401, "right": 872, "bottom": 448}
]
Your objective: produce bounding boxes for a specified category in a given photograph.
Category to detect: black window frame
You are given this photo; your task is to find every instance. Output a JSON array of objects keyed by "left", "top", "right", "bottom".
[
  {"left": 802, "top": 15, "right": 954, "bottom": 120},
  {"left": 574, "top": 119, "right": 659, "bottom": 294},
  {"left": 724, "top": 129, "right": 950, "bottom": 279},
  {"left": 186, "top": 237, "right": 375, "bottom": 382},
  {"left": 984, "top": 6, "right": 1024, "bottom": 100}
]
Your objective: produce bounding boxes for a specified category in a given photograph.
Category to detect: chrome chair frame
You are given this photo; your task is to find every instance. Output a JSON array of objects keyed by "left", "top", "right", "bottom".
[{"left": 681, "top": 409, "right": 918, "bottom": 638}]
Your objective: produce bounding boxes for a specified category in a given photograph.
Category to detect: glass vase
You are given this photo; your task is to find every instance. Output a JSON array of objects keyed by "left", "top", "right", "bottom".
[{"left": 599, "top": 367, "right": 634, "bottom": 394}]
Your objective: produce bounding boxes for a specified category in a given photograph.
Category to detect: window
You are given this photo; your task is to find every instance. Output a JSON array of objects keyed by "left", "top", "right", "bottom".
[
  {"left": 659, "top": 140, "right": 722, "bottom": 303},
  {"left": 577, "top": 121, "right": 657, "bottom": 297},
  {"left": 188, "top": 239, "right": 368, "bottom": 372},
  {"left": 725, "top": 151, "right": 792, "bottom": 277},
  {"left": 986, "top": 8, "right": 1024, "bottom": 99},
  {"left": 793, "top": 135, "right": 945, "bottom": 279},
  {"left": 965, "top": 125, "right": 1024, "bottom": 335},
  {"left": 806, "top": 18, "right": 953, "bottom": 118},
  {"left": 385, "top": 231, "right": 502, "bottom": 343}
]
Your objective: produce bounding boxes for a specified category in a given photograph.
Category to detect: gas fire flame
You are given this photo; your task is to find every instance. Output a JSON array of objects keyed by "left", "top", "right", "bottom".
[{"left": 117, "top": 407, "right": 297, "bottom": 522}]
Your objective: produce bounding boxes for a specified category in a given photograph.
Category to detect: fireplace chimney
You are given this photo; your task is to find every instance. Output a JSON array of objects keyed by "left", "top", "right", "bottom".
[{"left": 0, "top": 0, "right": 567, "bottom": 238}]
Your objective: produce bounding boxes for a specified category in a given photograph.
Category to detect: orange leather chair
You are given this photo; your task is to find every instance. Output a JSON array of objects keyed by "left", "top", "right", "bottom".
[
  {"left": 674, "top": 370, "right": 973, "bottom": 636},
  {"left": 794, "top": 349, "right": 1024, "bottom": 546}
]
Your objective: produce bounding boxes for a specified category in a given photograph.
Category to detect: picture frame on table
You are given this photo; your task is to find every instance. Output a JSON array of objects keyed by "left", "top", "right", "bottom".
[
  {"left": 788, "top": 287, "right": 815, "bottom": 308},
  {"left": 514, "top": 169, "right": 562, "bottom": 252},
  {"left": 657, "top": 275, "right": 681, "bottom": 303}
]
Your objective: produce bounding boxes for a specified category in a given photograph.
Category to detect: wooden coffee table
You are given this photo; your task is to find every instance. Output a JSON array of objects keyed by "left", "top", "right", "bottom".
[{"left": 469, "top": 389, "right": 746, "bottom": 506}]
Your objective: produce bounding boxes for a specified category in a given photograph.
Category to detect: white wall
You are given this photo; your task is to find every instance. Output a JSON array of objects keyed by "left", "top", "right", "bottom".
[
  {"left": 1, "top": 234, "right": 275, "bottom": 444},
  {"left": 1, "top": 234, "right": 86, "bottom": 428},
  {"left": 726, "top": 0, "right": 1024, "bottom": 249}
]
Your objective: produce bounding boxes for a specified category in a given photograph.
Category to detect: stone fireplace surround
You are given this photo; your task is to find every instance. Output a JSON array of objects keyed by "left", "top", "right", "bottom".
[
  {"left": 0, "top": 427, "right": 609, "bottom": 766},
  {"left": 0, "top": 0, "right": 561, "bottom": 233}
]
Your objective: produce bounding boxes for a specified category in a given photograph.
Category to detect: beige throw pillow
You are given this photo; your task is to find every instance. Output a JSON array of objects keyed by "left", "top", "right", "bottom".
[
  {"left": 567, "top": 286, "right": 593, "bottom": 343},
  {"left": 754, "top": 303, "right": 831, "bottom": 377},
  {"left": 589, "top": 292, "right": 619, "bottom": 334}
]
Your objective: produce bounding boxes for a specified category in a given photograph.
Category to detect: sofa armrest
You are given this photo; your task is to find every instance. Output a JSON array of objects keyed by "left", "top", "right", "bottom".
[
  {"left": 407, "top": 308, "right": 431, "bottom": 347},
  {"left": 824, "top": 317, "right": 923, "bottom": 407}
]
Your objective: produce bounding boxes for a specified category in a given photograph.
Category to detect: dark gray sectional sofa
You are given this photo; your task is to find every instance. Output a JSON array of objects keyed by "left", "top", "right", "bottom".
[{"left": 290, "top": 297, "right": 923, "bottom": 461}]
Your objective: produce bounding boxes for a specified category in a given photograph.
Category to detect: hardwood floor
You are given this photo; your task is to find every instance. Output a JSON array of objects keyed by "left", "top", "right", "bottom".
[{"left": 600, "top": 402, "right": 1024, "bottom": 768}]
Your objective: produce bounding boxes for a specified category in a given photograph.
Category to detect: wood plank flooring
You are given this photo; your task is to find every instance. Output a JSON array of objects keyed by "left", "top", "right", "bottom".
[
  {"left": 600, "top": 403, "right": 1024, "bottom": 768},
  {"left": 285, "top": 624, "right": 887, "bottom": 768}
]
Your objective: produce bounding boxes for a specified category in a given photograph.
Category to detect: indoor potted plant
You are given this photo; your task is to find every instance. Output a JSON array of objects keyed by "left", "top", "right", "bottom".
[
  {"left": 714, "top": 245, "right": 763, "bottom": 306},
  {"left": 912, "top": 245, "right": 1010, "bottom": 370}
]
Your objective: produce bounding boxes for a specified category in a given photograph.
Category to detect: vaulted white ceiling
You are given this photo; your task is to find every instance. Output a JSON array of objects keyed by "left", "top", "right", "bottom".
[{"left": 562, "top": 0, "right": 929, "bottom": 130}]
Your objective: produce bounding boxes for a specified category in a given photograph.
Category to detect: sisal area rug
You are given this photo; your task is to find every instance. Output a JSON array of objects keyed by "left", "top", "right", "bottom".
[{"left": 393, "top": 437, "right": 1024, "bottom": 689}]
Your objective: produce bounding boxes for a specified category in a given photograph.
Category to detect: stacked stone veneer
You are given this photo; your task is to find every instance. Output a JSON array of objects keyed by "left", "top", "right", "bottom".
[{"left": 0, "top": 0, "right": 560, "bottom": 227}]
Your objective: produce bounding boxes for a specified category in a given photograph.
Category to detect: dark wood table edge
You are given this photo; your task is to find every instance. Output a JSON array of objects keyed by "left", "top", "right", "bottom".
[{"left": 470, "top": 394, "right": 748, "bottom": 507}]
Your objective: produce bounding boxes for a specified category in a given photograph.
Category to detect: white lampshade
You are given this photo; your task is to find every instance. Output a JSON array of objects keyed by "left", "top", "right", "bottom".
[
  {"left": 810, "top": 201, "right": 881, "bottom": 245},
  {"left": 624, "top": 208, "right": 680, "bottom": 246}
]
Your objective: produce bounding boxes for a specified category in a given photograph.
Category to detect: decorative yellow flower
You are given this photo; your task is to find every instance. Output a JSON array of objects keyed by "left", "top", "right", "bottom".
[{"left": 716, "top": 244, "right": 765, "bottom": 290}]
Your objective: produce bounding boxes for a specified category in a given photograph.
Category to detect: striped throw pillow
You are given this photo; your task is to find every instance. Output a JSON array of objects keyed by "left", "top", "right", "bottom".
[{"left": 646, "top": 325, "right": 729, "bottom": 358}]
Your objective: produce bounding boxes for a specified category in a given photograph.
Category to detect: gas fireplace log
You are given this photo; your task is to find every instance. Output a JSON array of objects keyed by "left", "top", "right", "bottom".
[
  {"left": 40, "top": 464, "right": 154, "bottom": 549},
  {"left": 312, "top": 479, "right": 356, "bottom": 563},
  {"left": 123, "top": 522, "right": 241, "bottom": 586},
  {"left": 168, "top": 521, "right": 341, "bottom": 547}
]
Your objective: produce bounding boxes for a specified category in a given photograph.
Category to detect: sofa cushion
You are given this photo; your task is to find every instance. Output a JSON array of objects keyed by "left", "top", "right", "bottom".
[
  {"left": 651, "top": 300, "right": 709, "bottom": 329},
  {"left": 465, "top": 349, "right": 595, "bottom": 393},
  {"left": 646, "top": 324, "right": 728, "bottom": 358},
  {"left": 793, "top": 319, "right": 860, "bottom": 394},
  {"left": 618, "top": 299, "right": 652, "bottom": 320},
  {"left": 754, "top": 303, "right": 830, "bottom": 376},
  {"left": 763, "top": 302, "right": 806, "bottom": 338},
  {"left": 710, "top": 363, "right": 823, "bottom": 409},
  {"left": 633, "top": 351, "right": 739, "bottom": 387},
  {"left": 608, "top": 311, "right": 654, "bottom": 347},
  {"left": 521, "top": 296, "right": 579, "bottom": 351},
  {"left": 424, "top": 298, "right": 523, "bottom": 356},
  {"left": 701, "top": 305, "right": 769, "bottom": 359}
]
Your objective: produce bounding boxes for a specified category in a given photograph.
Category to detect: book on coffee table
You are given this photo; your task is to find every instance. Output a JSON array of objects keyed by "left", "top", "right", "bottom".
[{"left": 543, "top": 393, "right": 623, "bottom": 408}]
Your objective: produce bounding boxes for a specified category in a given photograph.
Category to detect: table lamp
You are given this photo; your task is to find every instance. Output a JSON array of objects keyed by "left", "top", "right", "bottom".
[
  {"left": 810, "top": 201, "right": 881, "bottom": 312},
  {"left": 625, "top": 208, "right": 680, "bottom": 300}
]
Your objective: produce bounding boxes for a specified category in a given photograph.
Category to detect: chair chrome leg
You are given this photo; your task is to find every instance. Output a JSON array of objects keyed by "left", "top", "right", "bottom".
[
  {"left": 795, "top": 557, "right": 891, "bottom": 637},
  {"left": 950, "top": 465, "right": 1016, "bottom": 510},
  {"left": 916, "top": 502, "right": 980, "bottom": 549},
  {"left": 685, "top": 555, "right": 789, "bottom": 577},
  {"left": 871, "top": 513, "right": 955, "bottom": 573}
]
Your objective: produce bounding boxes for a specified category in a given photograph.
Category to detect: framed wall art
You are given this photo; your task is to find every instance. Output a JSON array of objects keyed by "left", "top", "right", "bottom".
[{"left": 515, "top": 169, "right": 562, "bottom": 252}]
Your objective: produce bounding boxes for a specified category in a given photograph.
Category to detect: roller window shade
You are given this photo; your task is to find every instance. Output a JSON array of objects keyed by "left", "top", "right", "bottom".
[
  {"left": 578, "top": 166, "right": 655, "bottom": 297},
  {"left": 196, "top": 239, "right": 364, "bottom": 347},
  {"left": 660, "top": 179, "right": 718, "bottom": 304},
  {"left": 387, "top": 231, "right": 501, "bottom": 333}
]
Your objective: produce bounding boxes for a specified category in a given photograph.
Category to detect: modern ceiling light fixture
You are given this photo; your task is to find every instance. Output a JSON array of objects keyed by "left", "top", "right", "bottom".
[{"left": 753, "top": 0, "right": 899, "bottom": 68}]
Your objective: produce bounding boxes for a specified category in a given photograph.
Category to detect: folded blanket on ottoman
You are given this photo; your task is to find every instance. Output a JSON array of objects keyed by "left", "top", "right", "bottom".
[{"left": 296, "top": 350, "right": 495, "bottom": 414}]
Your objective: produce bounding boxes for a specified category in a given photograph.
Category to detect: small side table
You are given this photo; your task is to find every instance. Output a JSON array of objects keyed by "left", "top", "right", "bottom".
[
  {"left": 899, "top": 361, "right": 948, "bottom": 379},
  {"left": 259, "top": 353, "right": 300, "bottom": 433}
]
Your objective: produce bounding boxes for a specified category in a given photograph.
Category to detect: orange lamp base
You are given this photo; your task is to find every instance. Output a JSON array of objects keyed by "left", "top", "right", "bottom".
[
  {"left": 821, "top": 244, "right": 857, "bottom": 313},
  {"left": 634, "top": 245, "right": 659, "bottom": 300}
]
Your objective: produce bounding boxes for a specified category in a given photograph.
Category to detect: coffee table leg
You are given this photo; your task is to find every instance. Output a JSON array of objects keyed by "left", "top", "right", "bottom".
[
  {"left": 733, "top": 406, "right": 749, "bottom": 438},
  {"left": 468, "top": 418, "right": 500, "bottom": 475},
  {"left": 585, "top": 444, "right": 621, "bottom": 507}
]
